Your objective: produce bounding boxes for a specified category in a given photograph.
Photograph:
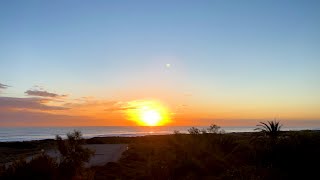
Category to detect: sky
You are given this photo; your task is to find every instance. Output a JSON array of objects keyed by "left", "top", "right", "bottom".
[{"left": 1, "top": 0, "right": 320, "bottom": 127}]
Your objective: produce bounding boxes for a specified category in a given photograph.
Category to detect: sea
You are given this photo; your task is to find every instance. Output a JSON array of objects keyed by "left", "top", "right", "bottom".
[{"left": 0, "top": 126, "right": 318, "bottom": 142}]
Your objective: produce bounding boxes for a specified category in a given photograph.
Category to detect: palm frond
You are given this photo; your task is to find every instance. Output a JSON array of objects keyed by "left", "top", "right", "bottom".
[{"left": 255, "top": 120, "right": 282, "bottom": 138}]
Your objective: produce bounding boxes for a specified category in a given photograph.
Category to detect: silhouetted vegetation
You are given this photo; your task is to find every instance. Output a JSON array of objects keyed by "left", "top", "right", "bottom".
[
  {"left": 0, "top": 130, "right": 94, "bottom": 180},
  {"left": 1, "top": 124, "right": 320, "bottom": 179},
  {"left": 94, "top": 123, "right": 320, "bottom": 180},
  {"left": 2, "top": 155, "right": 58, "bottom": 180},
  {"left": 56, "top": 130, "right": 94, "bottom": 177},
  {"left": 0, "top": 139, "right": 55, "bottom": 164},
  {"left": 187, "top": 127, "right": 201, "bottom": 135},
  {"left": 207, "top": 124, "right": 225, "bottom": 134},
  {"left": 187, "top": 124, "right": 225, "bottom": 135},
  {"left": 255, "top": 120, "right": 282, "bottom": 139}
]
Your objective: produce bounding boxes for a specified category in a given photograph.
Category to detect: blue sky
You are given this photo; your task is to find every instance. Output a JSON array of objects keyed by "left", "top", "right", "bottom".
[{"left": 0, "top": 0, "right": 320, "bottom": 126}]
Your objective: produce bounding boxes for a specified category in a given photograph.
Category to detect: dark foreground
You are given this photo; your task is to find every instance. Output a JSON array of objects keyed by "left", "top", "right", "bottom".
[{"left": 1, "top": 130, "right": 320, "bottom": 179}]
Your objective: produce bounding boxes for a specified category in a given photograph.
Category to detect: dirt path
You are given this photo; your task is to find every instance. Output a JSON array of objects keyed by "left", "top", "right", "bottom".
[
  {"left": 84, "top": 144, "right": 128, "bottom": 166},
  {"left": 28, "top": 144, "right": 128, "bottom": 167}
]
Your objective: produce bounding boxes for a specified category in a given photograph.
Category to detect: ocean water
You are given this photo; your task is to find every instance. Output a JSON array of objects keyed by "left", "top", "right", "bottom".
[{"left": 0, "top": 126, "right": 318, "bottom": 142}]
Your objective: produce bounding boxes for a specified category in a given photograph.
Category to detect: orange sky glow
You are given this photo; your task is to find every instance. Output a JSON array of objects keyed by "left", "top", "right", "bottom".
[{"left": 1, "top": 1, "right": 320, "bottom": 127}]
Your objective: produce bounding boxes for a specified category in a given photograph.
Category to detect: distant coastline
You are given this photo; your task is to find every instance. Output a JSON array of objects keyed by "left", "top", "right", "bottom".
[{"left": 1, "top": 126, "right": 319, "bottom": 142}]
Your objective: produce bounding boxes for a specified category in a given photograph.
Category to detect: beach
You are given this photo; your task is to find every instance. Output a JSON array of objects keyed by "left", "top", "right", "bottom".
[
  {"left": 43, "top": 144, "right": 128, "bottom": 167},
  {"left": 0, "top": 138, "right": 131, "bottom": 167}
]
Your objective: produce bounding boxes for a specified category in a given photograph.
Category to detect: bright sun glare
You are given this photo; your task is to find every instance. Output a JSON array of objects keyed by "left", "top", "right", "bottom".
[
  {"left": 141, "top": 110, "right": 161, "bottom": 126},
  {"left": 125, "top": 100, "right": 170, "bottom": 126}
]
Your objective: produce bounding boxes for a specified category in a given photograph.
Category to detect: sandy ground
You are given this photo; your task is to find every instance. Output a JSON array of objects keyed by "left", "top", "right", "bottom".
[
  {"left": 85, "top": 144, "right": 128, "bottom": 166},
  {"left": 25, "top": 144, "right": 128, "bottom": 167}
]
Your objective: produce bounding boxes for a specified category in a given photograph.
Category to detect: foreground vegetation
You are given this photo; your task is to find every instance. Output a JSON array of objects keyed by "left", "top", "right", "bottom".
[
  {"left": 94, "top": 123, "right": 320, "bottom": 180},
  {"left": 0, "top": 131, "right": 94, "bottom": 180},
  {"left": 1, "top": 122, "right": 320, "bottom": 179}
]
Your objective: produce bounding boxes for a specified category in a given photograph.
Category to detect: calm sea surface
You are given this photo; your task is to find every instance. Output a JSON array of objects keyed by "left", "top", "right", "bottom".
[{"left": 0, "top": 126, "right": 318, "bottom": 142}]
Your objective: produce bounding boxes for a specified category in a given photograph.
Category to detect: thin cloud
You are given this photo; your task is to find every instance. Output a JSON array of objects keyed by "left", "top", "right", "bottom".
[
  {"left": 25, "top": 90, "right": 66, "bottom": 98},
  {"left": 104, "top": 106, "right": 137, "bottom": 112},
  {"left": 0, "top": 83, "right": 9, "bottom": 89},
  {"left": 0, "top": 109, "right": 94, "bottom": 126},
  {"left": 0, "top": 97, "right": 68, "bottom": 111},
  {"left": 103, "top": 101, "right": 138, "bottom": 112},
  {"left": 64, "top": 99, "right": 117, "bottom": 108}
]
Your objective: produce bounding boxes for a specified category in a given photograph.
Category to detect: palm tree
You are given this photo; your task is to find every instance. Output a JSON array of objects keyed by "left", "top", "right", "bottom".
[{"left": 255, "top": 120, "right": 282, "bottom": 139}]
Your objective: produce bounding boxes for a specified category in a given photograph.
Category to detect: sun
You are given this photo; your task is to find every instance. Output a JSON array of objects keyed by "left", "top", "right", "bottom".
[
  {"left": 141, "top": 109, "right": 161, "bottom": 126},
  {"left": 125, "top": 100, "right": 170, "bottom": 126}
]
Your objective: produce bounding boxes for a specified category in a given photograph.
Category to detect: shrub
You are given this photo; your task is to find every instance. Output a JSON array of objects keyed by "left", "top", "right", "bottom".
[
  {"left": 207, "top": 124, "right": 224, "bottom": 134},
  {"left": 1, "top": 130, "right": 95, "bottom": 179},
  {"left": 3, "top": 158, "right": 28, "bottom": 178},
  {"left": 200, "top": 128, "right": 208, "bottom": 134},
  {"left": 56, "top": 130, "right": 94, "bottom": 177},
  {"left": 173, "top": 130, "right": 180, "bottom": 134},
  {"left": 27, "top": 154, "right": 58, "bottom": 179},
  {"left": 2, "top": 155, "right": 58, "bottom": 180},
  {"left": 187, "top": 127, "right": 201, "bottom": 135}
]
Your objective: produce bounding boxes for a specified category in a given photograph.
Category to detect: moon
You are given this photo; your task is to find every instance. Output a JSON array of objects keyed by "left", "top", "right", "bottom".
[{"left": 166, "top": 63, "right": 171, "bottom": 68}]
